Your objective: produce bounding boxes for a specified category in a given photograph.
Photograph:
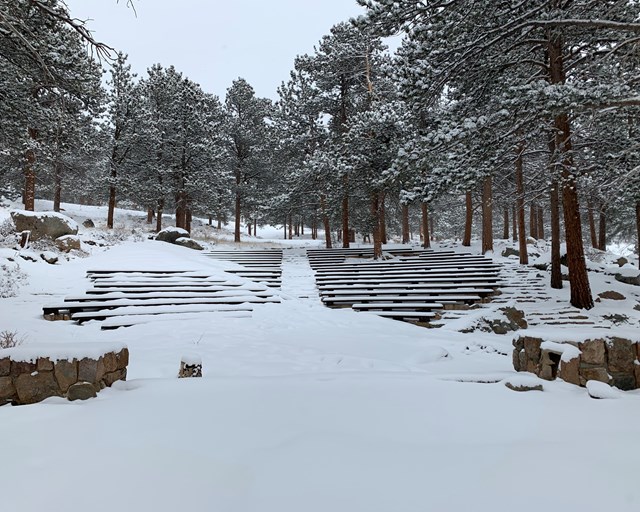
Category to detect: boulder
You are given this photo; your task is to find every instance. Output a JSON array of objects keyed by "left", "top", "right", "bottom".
[
  {"left": 174, "top": 237, "right": 204, "bottom": 250},
  {"left": 614, "top": 273, "right": 640, "bottom": 286},
  {"left": 156, "top": 227, "right": 189, "bottom": 244},
  {"left": 18, "top": 251, "right": 38, "bottom": 262},
  {"left": 501, "top": 247, "right": 519, "bottom": 258},
  {"left": 10, "top": 210, "right": 78, "bottom": 241},
  {"left": 55, "top": 235, "right": 81, "bottom": 252},
  {"left": 40, "top": 251, "right": 58, "bottom": 264},
  {"left": 82, "top": 219, "right": 95, "bottom": 228},
  {"left": 616, "top": 257, "right": 629, "bottom": 267},
  {"left": 67, "top": 382, "right": 97, "bottom": 401},
  {"left": 598, "top": 290, "right": 626, "bottom": 301},
  {"left": 0, "top": 376, "right": 16, "bottom": 404}
]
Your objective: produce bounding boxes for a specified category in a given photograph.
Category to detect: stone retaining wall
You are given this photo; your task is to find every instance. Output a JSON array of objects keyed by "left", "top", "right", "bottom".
[
  {"left": 0, "top": 347, "right": 128, "bottom": 405},
  {"left": 513, "top": 336, "right": 640, "bottom": 390}
]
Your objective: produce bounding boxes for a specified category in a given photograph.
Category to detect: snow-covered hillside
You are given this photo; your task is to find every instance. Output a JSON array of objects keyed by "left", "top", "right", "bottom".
[{"left": 1, "top": 201, "right": 639, "bottom": 512}]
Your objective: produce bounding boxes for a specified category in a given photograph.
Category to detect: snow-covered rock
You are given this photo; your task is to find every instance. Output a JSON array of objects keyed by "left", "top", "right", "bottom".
[
  {"left": 174, "top": 237, "right": 204, "bottom": 250},
  {"left": 156, "top": 226, "right": 189, "bottom": 244},
  {"left": 10, "top": 209, "right": 78, "bottom": 240},
  {"left": 55, "top": 234, "right": 81, "bottom": 252}
]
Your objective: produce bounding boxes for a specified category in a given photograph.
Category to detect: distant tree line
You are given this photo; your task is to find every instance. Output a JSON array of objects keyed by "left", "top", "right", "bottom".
[{"left": 1, "top": 0, "right": 640, "bottom": 310}]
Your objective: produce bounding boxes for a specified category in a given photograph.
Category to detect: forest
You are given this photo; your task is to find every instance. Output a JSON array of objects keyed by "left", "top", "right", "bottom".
[{"left": 2, "top": 0, "right": 640, "bottom": 311}]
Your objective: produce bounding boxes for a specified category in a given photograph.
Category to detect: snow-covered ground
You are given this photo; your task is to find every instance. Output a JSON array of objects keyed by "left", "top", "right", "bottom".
[{"left": 1, "top": 200, "right": 639, "bottom": 512}]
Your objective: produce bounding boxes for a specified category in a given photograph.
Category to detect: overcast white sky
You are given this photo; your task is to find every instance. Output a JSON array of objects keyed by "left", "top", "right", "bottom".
[{"left": 65, "top": 0, "right": 378, "bottom": 100}]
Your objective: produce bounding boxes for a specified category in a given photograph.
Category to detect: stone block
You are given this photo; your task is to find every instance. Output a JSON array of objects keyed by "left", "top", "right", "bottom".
[
  {"left": 14, "top": 371, "right": 61, "bottom": 404},
  {"left": 102, "top": 369, "right": 126, "bottom": 387},
  {"left": 0, "top": 377, "right": 16, "bottom": 403},
  {"left": 610, "top": 372, "right": 636, "bottom": 391},
  {"left": 37, "top": 357, "right": 54, "bottom": 371},
  {"left": 523, "top": 337, "right": 542, "bottom": 362},
  {"left": 559, "top": 357, "right": 580, "bottom": 386},
  {"left": 505, "top": 381, "right": 543, "bottom": 392},
  {"left": 116, "top": 348, "right": 129, "bottom": 369},
  {"left": 512, "top": 349, "right": 521, "bottom": 371},
  {"left": 579, "top": 366, "right": 611, "bottom": 384},
  {"left": 580, "top": 339, "right": 605, "bottom": 365},
  {"left": 10, "top": 360, "right": 36, "bottom": 376},
  {"left": 67, "top": 382, "right": 97, "bottom": 401},
  {"left": 78, "top": 357, "right": 105, "bottom": 383},
  {"left": 0, "top": 357, "right": 10, "bottom": 377},
  {"left": 103, "top": 351, "right": 117, "bottom": 373},
  {"left": 606, "top": 338, "right": 635, "bottom": 373},
  {"left": 54, "top": 359, "right": 77, "bottom": 392},
  {"left": 518, "top": 351, "right": 526, "bottom": 372}
]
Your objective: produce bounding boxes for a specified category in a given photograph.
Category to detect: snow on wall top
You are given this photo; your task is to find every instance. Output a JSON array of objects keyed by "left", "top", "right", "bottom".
[{"left": 1, "top": 342, "right": 127, "bottom": 363}]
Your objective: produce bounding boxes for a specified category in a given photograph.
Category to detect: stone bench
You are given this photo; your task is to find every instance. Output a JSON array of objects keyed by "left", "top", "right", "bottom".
[{"left": 0, "top": 343, "right": 129, "bottom": 405}]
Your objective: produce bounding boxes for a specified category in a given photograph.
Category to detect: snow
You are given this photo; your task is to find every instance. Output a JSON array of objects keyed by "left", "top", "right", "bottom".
[
  {"left": 1, "top": 201, "right": 640, "bottom": 511},
  {"left": 540, "top": 340, "right": 582, "bottom": 362},
  {"left": 2, "top": 342, "right": 127, "bottom": 362},
  {"left": 586, "top": 380, "right": 624, "bottom": 399}
]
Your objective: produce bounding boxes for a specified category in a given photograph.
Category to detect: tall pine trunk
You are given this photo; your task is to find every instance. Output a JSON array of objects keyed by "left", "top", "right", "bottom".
[
  {"left": 320, "top": 194, "right": 332, "bottom": 249},
  {"left": 598, "top": 204, "right": 606, "bottom": 251},
  {"left": 53, "top": 160, "right": 62, "bottom": 212},
  {"left": 636, "top": 200, "right": 640, "bottom": 269},
  {"left": 234, "top": 182, "right": 241, "bottom": 243},
  {"left": 537, "top": 206, "right": 545, "bottom": 240},
  {"left": 401, "top": 204, "right": 410, "bottom": 244},
  {"left": 549, "top": 31, "right": 593, "bottom": 309},
  {"left": 147, "top": 208, "right": 154, "bottom": 224},
  {"left": 341, "top": 184, "right": 350, "bottom": 248},
  {"left": 515, "top": 138, "right": 528, "bottom": 265},
  {"left": 529, "top": 203, "right": 538, "bottom": 239},
  {"left": 463, "top": 191, "right": 472, "bottom": 246},
  {"left": 372, "top": 193, "right": 382, "bottom": 259},
  {"left": 550, "top": 181, "right": 562, "bottom": 289},
  {"left": 421, "top": 203, "right": 430, "bottom": 249},
  {"left": 481, "top": 175, "right": 493, "bottom": 254},
  {"left": 502, "top": 207, "right": 509, "bottom": 240},
  {"left": 379, "top": 192, "right": 387, "bottom": 244},
  {"left": 23, "top": 128, "right": 37, "bottom": 212},
  {"left": 587, "top": 200, "right": 598, "bottom": 248},
  {"left": 512, "top": 204, "right": 517, "bottom": 241},
  {"left": 156, "top": 198, "right": 164, "bottom": 233}
]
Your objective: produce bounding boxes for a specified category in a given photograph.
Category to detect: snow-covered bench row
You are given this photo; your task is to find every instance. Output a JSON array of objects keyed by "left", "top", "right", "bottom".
[
  {"left": 309, "top": 248, "right": 501, "bottom": 325},
  {"left": 43, "top": 268, "right": 281, "bottom": 328}
]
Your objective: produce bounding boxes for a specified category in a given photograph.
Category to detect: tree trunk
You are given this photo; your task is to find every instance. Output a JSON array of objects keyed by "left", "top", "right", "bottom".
[
  {"left": 372, "top": 193, "right": 382, "bottom": 259},
  {"left": 515, "top": 138, "right": 529, "bottom": 265},
  {"left": 288, "top": 214, "right": 293, "bottom": 240},
  {"left": 147, "top": 208, "right": 154, "bottom": 224},
  {"left": 283, "top": 218, "right": 287, "bottom": 239},
  {"left": 53, "top": 160, "right": 62, "bottom": 213},
  {"left": 481, "top": 176, "right": 493, "bottom": 254},
  {"left": 550, "top": 180, "right": 562, "bottom": 289},
  {"left": 421, "top": 203, "right": 430, "bottom": 249},
  {"left": 512, "top": 204, "right": 517, "bottom": 242},
  {"left": 549, "top": 31, "right": 593, "bottom": 309},
  {"left": 208, "top": 215, "right": 213, "bottom": 226},
  {"left": 234, "top": 186, "right": 241, "bottom": 243},
  {"left": 156, "top": 198, "right": 164, "bottom": 232},
  {"left": 502, "top": 207, "right": 509, "bottom": 240},
  {"left": 462, "top": 191, "right": 472, "bottom": 246},
  {"left": 23, "top": 128, "right": 37, "bottom": 212},
  {"left": 254, "top": 218, "right": 257, "bottom": 237},
  {"left": 380, "top": 192, "right": 387, "bottom": 244},
  {"left": 587, "top": 201, "right": 598, "bottom": 249},
  {"left": 175, "top": 191, "right": 187, "bottom": 230},
  {"left": 636, "top": 200, "right": 640, "bottom": 268},
  {"left": 320, "top": 194, "right": 332, "bottom": 248},
  {"left": 217, "top": 216, "right": 222, "bottom": 229},
  {"left": 537, "top": 206, "right": 545, "bottom": 240},
  {"left": 530, "top": 203, "right": 538, "bottom": 240},
  {"left": 598, "top": 204, "right": 606, "bottom": 251},
  {"left": 185, "top": 207, "right": 192, "bottom": 233},
  {"left": 342, "top": 177, "right": 350, "bottom": 248},
  {"left": 247, "top": 221, "right": 252, "bottom": 236},
  {"left": 401, "top": 204, "right": 410, "bottom": 244}
]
